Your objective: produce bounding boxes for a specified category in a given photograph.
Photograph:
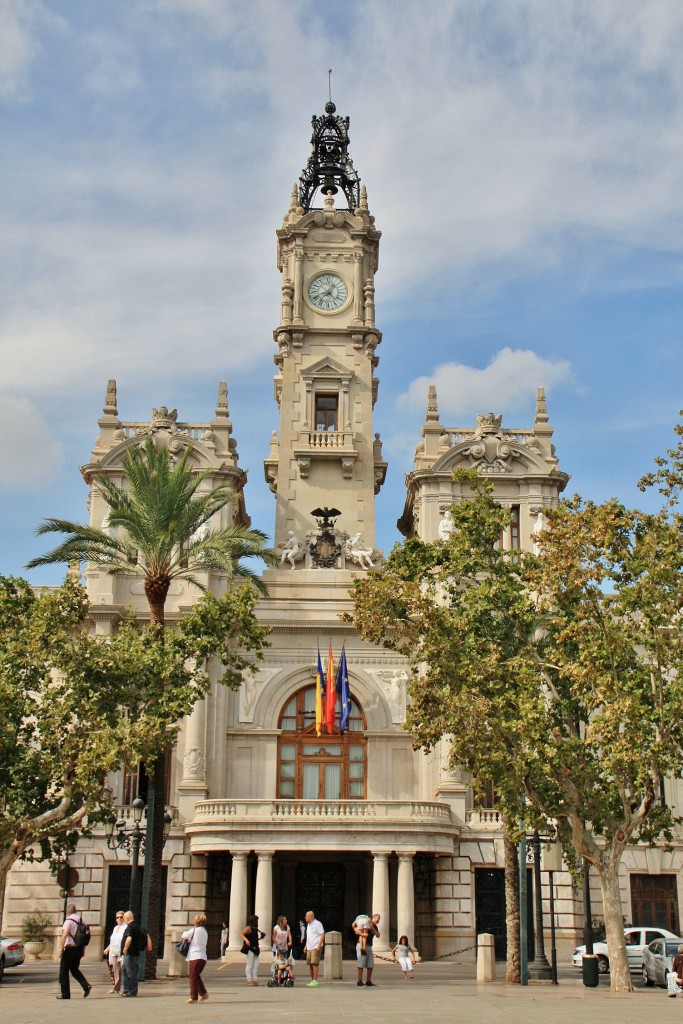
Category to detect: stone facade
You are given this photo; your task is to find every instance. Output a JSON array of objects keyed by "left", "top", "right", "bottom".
[{"left": 4, "top": 103, "right": 683, "bottom": 968}]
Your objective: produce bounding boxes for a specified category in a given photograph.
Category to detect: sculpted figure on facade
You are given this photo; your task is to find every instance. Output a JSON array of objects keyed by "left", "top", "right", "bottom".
[
  {"left": 345, "top": 532, "right": 375, "bottom": 570},
  {"left": 532, "top": 510, "right": 548, "bottom": 555},
  {"left": 280, "top": 530, "right": 304, "bottom": 569},
  {"left": 438, "top": 509, "right": 455, "bottom": 541}
]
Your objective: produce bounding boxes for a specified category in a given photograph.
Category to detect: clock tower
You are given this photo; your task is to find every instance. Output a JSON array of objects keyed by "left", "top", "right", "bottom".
[{"left": 264, "top": 102, "right": 387, "bottom": 568}]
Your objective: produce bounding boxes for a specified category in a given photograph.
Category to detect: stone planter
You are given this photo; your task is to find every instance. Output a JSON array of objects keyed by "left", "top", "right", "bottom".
[{"left": 24, "top": 939, "right": 46, "bottom": 960}]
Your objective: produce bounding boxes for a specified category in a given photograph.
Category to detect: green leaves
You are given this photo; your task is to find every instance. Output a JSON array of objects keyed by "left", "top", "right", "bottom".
[
  {"left": 0, "top": 575, "right": 269, "bottom": 888},
  {"left": 352, "top": 475, "right": 683, "bottom": 856},
  {"left": 26, "top": 436, "right": 278, "bottom": 617}
]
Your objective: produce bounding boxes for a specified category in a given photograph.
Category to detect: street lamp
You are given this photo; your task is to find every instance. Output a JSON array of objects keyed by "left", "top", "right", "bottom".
[
  {"left": 104, "top": 798, "right": 174, "bottom": 919},
  {"left": 105, "top": 795, "right": 147, "bottom": 919},
  {"left": 527, "top": 831, "right": 553, "bottom": 981}
]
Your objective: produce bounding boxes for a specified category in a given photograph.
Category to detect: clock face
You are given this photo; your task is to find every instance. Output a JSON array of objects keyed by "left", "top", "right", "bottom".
[{"left": 307, "top": 273, "right": 349, "bottom": 312}]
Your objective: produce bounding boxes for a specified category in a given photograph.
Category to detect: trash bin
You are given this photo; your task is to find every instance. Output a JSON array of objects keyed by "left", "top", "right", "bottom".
[{"left": 582, "top": 954, "right": 599, "bottom": 987}]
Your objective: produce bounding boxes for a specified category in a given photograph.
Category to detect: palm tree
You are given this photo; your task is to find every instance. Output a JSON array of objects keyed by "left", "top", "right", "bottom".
[
  {"left": 27, "top": 436, "right": 277, "bottom": 976},
  {"left": 28, "top": 435, "right": 275, "bottom": 622}
]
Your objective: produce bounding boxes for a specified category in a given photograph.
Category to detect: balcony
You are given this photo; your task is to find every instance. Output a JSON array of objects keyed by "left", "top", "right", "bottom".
[
  {"left": 185, "top": 799, "right": 458, "bottom": 854},
  {"left": 294, "top": 430, "right": 358, "bottom": 479},
  {"left": 465, "top": 808, "right": 504, "bottom": 830}
]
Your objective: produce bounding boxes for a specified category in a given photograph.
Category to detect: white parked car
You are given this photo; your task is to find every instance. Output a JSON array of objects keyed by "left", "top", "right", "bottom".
[
  {"left": 0, "top": 937, "right": 25, "bottom": 983},
  {"left": 572, "top": 926, "right": 680, "bottom": 974},
  {"left": 642, "top": 937, "right": 683, "bottom": 988}
]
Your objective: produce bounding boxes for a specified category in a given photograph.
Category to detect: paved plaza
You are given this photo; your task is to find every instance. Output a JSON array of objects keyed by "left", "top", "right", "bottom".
[{"left": 1, "top": 957, "right": 681, "bottom": 1024}]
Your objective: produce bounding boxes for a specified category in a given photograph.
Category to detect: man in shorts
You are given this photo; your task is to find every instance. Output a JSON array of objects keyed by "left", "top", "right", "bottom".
[
  {"left": 303, "top": 910, "right": 325, "bottom": 987},
  {"left": 354, "top": 912, "right": 380, "bottom": 986}
]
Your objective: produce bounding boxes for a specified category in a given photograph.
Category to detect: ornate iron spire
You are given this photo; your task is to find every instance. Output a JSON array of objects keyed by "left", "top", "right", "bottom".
[{"left": 298, "top": 101, "right": 361, "bottom": 212}]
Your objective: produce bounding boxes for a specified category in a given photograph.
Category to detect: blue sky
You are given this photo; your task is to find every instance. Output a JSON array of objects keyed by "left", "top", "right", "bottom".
[{"left": 3, "top": 0, "right": 683, "bottom": 584}]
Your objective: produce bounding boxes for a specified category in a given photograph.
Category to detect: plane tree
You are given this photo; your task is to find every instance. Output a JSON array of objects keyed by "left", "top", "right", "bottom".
[
  {"left": 0, "top": 574, "right": 268, "bottom": 932},
  {"left": 351, "top": 473, "right": 683, "bottom": 993}
]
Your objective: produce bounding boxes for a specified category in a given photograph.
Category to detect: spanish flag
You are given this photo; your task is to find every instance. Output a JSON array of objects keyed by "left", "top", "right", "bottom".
[
  {"left": 315, "top": 647, "right": 325, "bottom": 737},
  {"left": 325, "top": 641, "right": 336, "bottom": 733}
]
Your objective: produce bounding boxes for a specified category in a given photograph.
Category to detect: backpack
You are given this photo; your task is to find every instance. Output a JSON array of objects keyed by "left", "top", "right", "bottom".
[
  {"left": 138, "top": 927, "right": 153, "bottom": 955},
  {"left": 73, "top": 919, "right": 91, "bottom": 949}
]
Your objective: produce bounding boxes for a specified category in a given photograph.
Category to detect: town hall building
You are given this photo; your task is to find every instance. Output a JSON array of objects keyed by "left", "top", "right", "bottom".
[{"left": 4, "top": 102, "right": 682, "bottom": 967}]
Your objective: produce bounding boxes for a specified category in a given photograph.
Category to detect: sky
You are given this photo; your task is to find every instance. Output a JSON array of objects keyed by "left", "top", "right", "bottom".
[{"left": 3, "top": 0, "right": 683, "bottom": 585}]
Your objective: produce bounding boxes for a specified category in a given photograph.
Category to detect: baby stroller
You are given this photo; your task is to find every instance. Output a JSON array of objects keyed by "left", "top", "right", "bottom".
[{"left": 268, "top": 950, "right": 295, "bottom": 987}]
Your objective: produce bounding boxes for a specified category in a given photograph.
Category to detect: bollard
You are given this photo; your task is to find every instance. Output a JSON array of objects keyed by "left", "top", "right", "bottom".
[
  {"left": 476, "top": 932, "right": 496, "bottom": 982},
  {"left": 582, "top": 954, "right": 599, "bottom": 987},
  {"left": 166, "top": 930, "right": 189, "bottom": 978},
  {"left": 324, "top": 930, "right": 343, "bottom": 979}
]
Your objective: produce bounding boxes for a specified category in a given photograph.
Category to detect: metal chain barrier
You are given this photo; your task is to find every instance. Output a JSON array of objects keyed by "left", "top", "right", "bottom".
[{"left": 374, "top": 943, "right": 477, "bottom": 964}]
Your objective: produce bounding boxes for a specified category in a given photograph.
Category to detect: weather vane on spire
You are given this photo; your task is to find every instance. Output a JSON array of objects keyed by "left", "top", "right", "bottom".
[{"left": 328, "top": 68, "right": 333, "bottom": 103}]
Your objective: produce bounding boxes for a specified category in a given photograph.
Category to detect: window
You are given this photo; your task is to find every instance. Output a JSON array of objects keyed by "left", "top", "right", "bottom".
[
  {"left": 122, "top": 750, "right": 172, "bottom": 805},
  {"left": 508, "top": 506, "right": 520, "bottom": 550},
  {"left": 315, "top": 393, "right": 338, "bottom": 431},
  {"left": 277, "top": 686, "right": 366, "bottom": 800},
  {"left": 473, "top": 780, "right": 498, "bottom": 809}
]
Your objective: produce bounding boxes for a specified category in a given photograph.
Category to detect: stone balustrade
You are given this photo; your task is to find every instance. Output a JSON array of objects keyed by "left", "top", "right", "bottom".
[
  {"left": 298, "top": 429, "right": 355, "bottom": 450},
  {"left": 192, "top": 797, "right": 452, "bottom": 823},
  {"left": 465, "top": 808, "right": 504, "bottom": 829}
]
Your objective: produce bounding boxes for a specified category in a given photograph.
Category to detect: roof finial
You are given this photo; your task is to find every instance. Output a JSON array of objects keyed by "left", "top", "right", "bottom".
[
  {"left": 328, "top": 68, "right": 333, "bottom": 104},
  {"left": 103, "top": 378, "right": 118, "bottom": 418},
  {"left": 426, "top": 384, "right": 440, "bottom": 422},
  {"left": 535, "top": 387, "right": 549, "bottom": 424}
]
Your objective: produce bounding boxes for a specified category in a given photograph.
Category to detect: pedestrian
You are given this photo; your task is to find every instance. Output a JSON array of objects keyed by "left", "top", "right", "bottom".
[
  {"left": 120, "top": 910, "right": 151, "bottom": 997},
  {"left": 671, "top": 943, "right": 683, "bottom": 996},
  {"left": 103, "top": 910, "right": 126, "bottom": 994},
  {"left": 298, "top": 918, "right": 306, "bottom": 956},
  {"left": 57, "top": 903, "right": 92, "bottom": 1000},
  {"left": 240, "top": 914, "right": 265, "bottom": 987},
  {"left": 220, "top": 920, "right": 228, "bottom": 958},
  {"left": 182, "top": 913, "right": 209, "bottom": 1004},
  {"left": 392, "top": 934, "right": 416, "bottom": 980},
  {"left": 303, "top": 909, "right": 325, "bottom": 987},
  {"left": 272, "top": 915, "right": 295, "bottom": 979},
  {"left": 353, "top": 912, "right": 380, "bottom": 986}
]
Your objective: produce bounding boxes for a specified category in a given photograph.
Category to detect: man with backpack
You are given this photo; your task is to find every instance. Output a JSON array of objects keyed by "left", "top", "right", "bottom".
[
  {"left": 121, "top": 910, "right": 152, "bottom": 997},
  {"left": 57, "top": 903, "right": 92, "bottom": 999}
]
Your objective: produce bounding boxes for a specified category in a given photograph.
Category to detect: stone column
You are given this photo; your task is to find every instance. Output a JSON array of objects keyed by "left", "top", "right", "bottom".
[
  {"left": 254, "top": 851, "right": 274, "bottom": 937},
  {"left": 371, "top": 851, "right": 390, "bottom": 951},
  {"left": 396, "top": 852, "right": 415, "bottom": 941},
  {"left": 227, "top": 852, "right": 248, "bottom": 952},
  {"left": 179, "top": 698, "right": 208, "bottom": 790}
]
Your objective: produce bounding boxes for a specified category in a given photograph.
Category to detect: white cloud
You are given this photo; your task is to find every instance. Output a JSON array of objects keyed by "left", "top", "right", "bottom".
[
  {"left": 0, "top": 0, "right": 40, "bottom": 97},
  {"left": 398, "top": 348, "right": 572, "bottom": 419},
  {"left": 0, "top": 393, "right": 64, "bottom": 487}
]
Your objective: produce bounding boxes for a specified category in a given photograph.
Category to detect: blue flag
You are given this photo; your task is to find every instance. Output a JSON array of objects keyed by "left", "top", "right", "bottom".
[
  {"left": 338, "top": 647, "right": 351, "bottom": 733},
  {"left": 315, "top": 646, "right": 325, "bottom": 737}
]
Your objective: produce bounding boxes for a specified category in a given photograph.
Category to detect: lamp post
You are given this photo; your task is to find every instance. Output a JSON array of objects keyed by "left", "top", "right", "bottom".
[
  {"left": 541, "top": 840, "right": 563, "bottom": 985},
  {"left": 104, "top": 797, "right": 174, "bottom": 982},
  {"left": 527, "top": 831, "right": 553, "bottom": 981},
  {"left": 104, "top": 796, "right": 146, "bottom": 920}
]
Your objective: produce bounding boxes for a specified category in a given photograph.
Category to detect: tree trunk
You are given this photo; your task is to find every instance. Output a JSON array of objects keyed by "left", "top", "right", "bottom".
[
  {"left": 597, "top": 852, "right": 633, "bottom": 993},
  {"left": 504, "top": 828, "right": 521, "bottom": 983},
  {"left": 142, "top": 754, "right": 166, "bottom": 980}
]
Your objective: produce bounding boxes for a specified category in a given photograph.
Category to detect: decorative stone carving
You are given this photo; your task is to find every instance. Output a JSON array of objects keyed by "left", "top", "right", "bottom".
[
  {"left": 183, "top": 746, "right": 205, "bottom": 780},
  {"left": 461, "top": 411, "right": 523, "bottom": 473},
  {"left": 279, "top": 531, "right": 304, "bottom": 569},
  {"left": 239, "top": 668, "right": 280, "bottom": 723},
  {"left": 438, "top": 510, "right": 455, "bottom": 541},
  {"left": 532, "top": 510, "right": 549, "bottom": 555},
  {"left": 375, "top": 669, "right": 409, "bottom": 723},
  {"left": 344, "top": 533, "right": 375, "bottom": 570}
]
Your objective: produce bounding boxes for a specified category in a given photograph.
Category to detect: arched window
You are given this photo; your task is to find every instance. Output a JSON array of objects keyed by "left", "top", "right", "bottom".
[{"left": 277, "top": 686, "right": 366, "bottom": 800}]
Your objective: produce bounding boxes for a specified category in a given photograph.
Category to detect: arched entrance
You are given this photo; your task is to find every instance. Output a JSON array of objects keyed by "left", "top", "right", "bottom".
[{"left": 277, "top": 685, "right": 367, "bottom": 801}]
